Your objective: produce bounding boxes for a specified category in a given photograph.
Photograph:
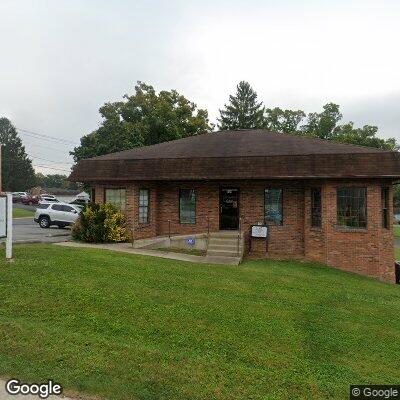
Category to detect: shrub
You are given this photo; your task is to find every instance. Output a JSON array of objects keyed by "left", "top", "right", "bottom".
[{"left": 72, "top": 203, "right": 130, "bottom": 243}]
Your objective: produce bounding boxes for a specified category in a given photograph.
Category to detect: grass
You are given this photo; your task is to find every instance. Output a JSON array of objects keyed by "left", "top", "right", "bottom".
[
  {"left": 1, "top": 244, "right": 400, "bottom": 400},
  {"left": 12, "top": 207, "right": 34, "bottom": 218},
  {"left": 394, "top": 225, "right": 400, "bottom": 239},
  {"left": 157, "top": 247, "right": 206, "bottom": 256}
]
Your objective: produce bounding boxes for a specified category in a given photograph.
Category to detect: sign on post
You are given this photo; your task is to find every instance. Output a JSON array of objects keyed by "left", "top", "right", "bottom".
[
  {"left": 249, "top": 224, "right": 269, "bottom": 254},
  {"left": 251, "top": 225, "right": 268, "bottom": 238},
  {"left": 0, "top": 196, "right": 6, "bottom": 238},
  {"left": 1, "top": 194, "right": 13, "bottom": 261}
]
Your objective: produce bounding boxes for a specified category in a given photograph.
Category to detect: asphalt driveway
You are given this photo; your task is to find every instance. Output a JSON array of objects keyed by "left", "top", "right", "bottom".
[{"left": 5, "top": 218, "right": 71, "bottom": 244}]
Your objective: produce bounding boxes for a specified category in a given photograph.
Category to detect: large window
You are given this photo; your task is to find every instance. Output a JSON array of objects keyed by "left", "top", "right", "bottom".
[
  {"left": 139, "top": 189, "right": 149, "bottom": 224},
  {"left": 105, "top": 188, "right": 126, "bottom": 210},
  {"left": 337, "top": 188, "right": 367, "bottom": 228},
  {"left": 179, "top": 189, "right": 196, "bottom": 224},
  {"left": 264, "top": 189, "right": 283, "bottom": 225},
  {"left": 311, "top": 188, "right": 322, "bottom": 227},
  {"left": 381, "top": 187, "right": 390, "bottom": 229}
]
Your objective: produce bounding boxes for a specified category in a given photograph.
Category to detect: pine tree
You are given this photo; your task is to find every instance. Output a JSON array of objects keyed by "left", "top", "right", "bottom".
[
  {"left": 217, "top": 81, "right": 264, "bottom": 130},
  {"left": 0, "top": 117, "right": 36, "bottom": 191}
]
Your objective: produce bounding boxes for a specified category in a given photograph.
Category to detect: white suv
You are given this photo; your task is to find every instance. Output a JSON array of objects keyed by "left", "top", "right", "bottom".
[{"left": 34, "top": 202, "right": 81, "bottom": 229}]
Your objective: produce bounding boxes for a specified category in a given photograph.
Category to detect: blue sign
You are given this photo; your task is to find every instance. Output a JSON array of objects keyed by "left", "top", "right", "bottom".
[{"left": 186, "top": 238, "right": 195, "bottom": 246}]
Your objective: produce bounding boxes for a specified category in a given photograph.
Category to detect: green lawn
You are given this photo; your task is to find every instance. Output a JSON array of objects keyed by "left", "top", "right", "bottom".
[
  {"left": 394, "top": 225, "right": 400, "bottom": 239},
  {"left": 12, "top": 207, "right": 34, "bottom": 218},
  {"left": 1, "top": 245, "right": 400, "bottom": 400}
]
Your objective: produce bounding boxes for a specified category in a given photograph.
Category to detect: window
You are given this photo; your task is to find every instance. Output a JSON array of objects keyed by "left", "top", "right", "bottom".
[
  {"left": 311, "top": 188, "right": 322, "bottom": 227},
  {"left": 138, "top": 189, "right": 149, "bottom": 224},
  {"left": 264, "top": 189, "right": 283, "bottom": 225},
  {"left": 37, "top": 204, "right": 49, "bottom": 209},
  {"left": 62, "top": 205, "right": 76, "bottom": 213},
  {"left": 179, "top": 189, "right": 196, "bottom": 224},
  {"left": 52, "top": 204, "right": 63, "bottom": 211},
  {"left": 90, "top": 187, "right": 95, "bottom": 203},
  {"left": 105, "top": 188, "right": 126, "bottom": 210},
  {"left": 337, "top": 188, "right": 367, "bottom": 228},
  {"left": 382, "top": 187, "right": 390, "bottom": 229}
]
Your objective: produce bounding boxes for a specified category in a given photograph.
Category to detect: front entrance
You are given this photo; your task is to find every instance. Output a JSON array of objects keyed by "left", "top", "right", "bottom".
[{"left": 219, "top": 188, "right": 239, "bottom": 230}]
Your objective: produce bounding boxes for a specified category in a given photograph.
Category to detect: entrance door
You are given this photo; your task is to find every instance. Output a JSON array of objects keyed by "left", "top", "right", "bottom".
[{"left": 219, "top": 188, "right": 239, "bottom": 230}]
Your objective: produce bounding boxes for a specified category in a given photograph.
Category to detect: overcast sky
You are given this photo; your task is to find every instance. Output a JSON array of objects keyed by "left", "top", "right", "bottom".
[{"left": 1, "top": 0, "right": 399, "bottom": 174}]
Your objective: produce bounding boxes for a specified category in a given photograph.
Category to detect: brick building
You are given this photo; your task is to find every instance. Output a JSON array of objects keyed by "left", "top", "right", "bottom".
[{"left": 70, "top": 130, "right": 400, "bottom": 283}]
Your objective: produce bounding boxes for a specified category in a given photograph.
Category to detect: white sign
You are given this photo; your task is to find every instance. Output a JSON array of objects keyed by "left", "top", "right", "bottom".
[
  {"left": 251, "top": 225, "right": 268, "bottom": 238},
  {"left": 0, "top": 196, "right": 6, "bottom": 238}
]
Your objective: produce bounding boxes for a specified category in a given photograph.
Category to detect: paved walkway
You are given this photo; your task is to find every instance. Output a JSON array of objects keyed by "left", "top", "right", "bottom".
[
  {"left": 56, "top": 241, "right": 241, "bottom": 266},
  {"left": 55, "top": 241, "right": 210, "bottom": 263}
]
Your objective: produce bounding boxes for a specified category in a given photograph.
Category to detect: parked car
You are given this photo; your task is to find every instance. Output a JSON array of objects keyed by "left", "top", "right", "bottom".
[
  {"left": 39, "top": 194, "right": 59, "bottom": 203},
  {"left": 21, "top": 194, "right": 39, "bottom": 206},
  {"left": 34, "top": 202, "right": 81, "bottom": 228},
  {"left": 70, "top": 198, "right": 88, "bottom": 207},
  {"left": 12, "top": 192, "right": 28, "bottom": 203}
]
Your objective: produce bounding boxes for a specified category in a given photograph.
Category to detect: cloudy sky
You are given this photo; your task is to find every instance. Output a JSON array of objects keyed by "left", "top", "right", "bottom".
[{"left": 1, "top": 0, "right": 399, "bottom": 174}]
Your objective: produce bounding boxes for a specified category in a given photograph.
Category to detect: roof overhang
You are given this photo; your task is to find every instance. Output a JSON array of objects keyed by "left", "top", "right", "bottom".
[{"left": 69, "top": 152, "right": 400, "bottom": 182}]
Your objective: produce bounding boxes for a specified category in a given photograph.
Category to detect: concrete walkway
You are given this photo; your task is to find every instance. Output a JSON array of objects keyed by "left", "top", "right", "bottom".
[{"left": 55, "top": 241, "right": 239, "bottom": 265}]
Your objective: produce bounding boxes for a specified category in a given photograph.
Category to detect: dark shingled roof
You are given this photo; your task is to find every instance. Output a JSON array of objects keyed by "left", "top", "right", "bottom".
[
  {"left": 91, "top": 130, "right": 385, "bottom": 160},
  {"left": 69, "top": 130, "right": 400, "bottom": 182}
]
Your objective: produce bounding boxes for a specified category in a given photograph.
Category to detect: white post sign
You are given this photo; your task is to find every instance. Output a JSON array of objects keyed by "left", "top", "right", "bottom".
[
  {"left": 0, "top": 194, "right": 12, "bottom": 260},
  {"left": 0, "top": 196, "right": 6, "bottom": 238}
]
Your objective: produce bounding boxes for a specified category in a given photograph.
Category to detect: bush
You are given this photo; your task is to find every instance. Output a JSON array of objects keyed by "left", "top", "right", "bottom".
[{"left": 72, "top": 203, "right": 130, "bottom": 243}]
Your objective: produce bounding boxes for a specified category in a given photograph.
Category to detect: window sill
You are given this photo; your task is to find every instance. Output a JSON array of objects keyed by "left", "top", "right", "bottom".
[
  {"left": 310, "top": 227, "right": 323, "bottom": 232},
  {"left": 180, "top": 222, "right": 196, "bottom": 225},
  {"left": 334, "top": 226, "right": 368, "bottom": 233}
]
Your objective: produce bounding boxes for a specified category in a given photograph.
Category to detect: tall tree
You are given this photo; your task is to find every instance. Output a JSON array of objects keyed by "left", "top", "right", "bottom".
[
  {"left": 218, "top": 81, "right": 264, "bottom": 130},
  {"left": 332, "top": 122, "right": 398, "bottom": 150},
  {"left": 71, "top": 82, "right": 213, "bottom": 162},
  {"left": 264, "top": 107, "right": 305, "bottom": 134},
  {"left": 0, "top": 117, "right": 36, "bottom": 191},
  {"left": 301, "top": 103, "right": 342, "bottom": 139}
]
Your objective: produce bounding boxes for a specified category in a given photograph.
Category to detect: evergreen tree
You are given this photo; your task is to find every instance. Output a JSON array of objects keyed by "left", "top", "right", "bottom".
[
  {"left": 0, "top": 117, "right": 36, "bottom": 191},
  {"left": 217, "top": 81, "right": 264, "bottom": 130}
]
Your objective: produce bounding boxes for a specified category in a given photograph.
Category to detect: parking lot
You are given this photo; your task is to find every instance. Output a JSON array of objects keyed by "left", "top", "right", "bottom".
[
  {"left": 3, "top": 204, "right": 71, "bottom": 244},
  {"left": 10, "top": 218, "right": 71, "bottom": 243}
]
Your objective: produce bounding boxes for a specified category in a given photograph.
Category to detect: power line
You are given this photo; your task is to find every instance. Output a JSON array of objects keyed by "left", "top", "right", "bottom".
[
  {"left": 17, "top": 127, "right": 79, "bottom": 146},
  {"left": 33, "top": 164, "right": 72, "bottom": 173},
  {"left": 22, "top": 140, "right": 75, "bottom": 154},
  {"left": 27, "top": 153, "right": 73, "bottom": 165}
]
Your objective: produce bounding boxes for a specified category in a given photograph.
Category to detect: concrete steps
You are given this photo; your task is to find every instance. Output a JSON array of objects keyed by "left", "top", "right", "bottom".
[{"left": 206, "top": 231, "right": 244, "bottom": 265}]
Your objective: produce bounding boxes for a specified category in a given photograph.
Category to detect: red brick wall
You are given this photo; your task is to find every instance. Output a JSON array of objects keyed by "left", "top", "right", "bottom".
[
  {"left": 304, "top": 180, "right": 395, "bottom": 283},
  {"left": 91, "top": 179, "right": 395, "bottom": 283}
]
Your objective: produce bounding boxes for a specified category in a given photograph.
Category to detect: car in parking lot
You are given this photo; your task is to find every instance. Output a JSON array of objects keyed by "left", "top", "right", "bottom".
[
  {"left": 39, "top": 194, "right": 59, "bottom": 204},
  {"left": 34, "top": 202, "right": 81, "bottom": 228},
  {"left": 21, "top": 194, "right": 39, "bottom": 205},
  {"left": 12, "top": 192, "right": 29, "bottom": 203}
]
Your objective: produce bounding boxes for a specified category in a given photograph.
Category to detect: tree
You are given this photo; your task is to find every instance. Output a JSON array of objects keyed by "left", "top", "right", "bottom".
[
  {"left": 35, "top": 173, "right": 80, "bottom": 189},
  {"left": 0, "top": 117, "right": 36, "bottom": 191},
  {"left": 301, "top": 103, "right": 342, "bottom": 139},
  {"left": 71, "top": 82, "right": 213, "bottom": 162},
  {"left": 299, "top": 103, "right": 397, "bottom": 150},
  {"left": 332, "top": 123, "right": 398, "bottom": 151},
  {"left": 264, "top": 107, "right": 305, "bottom": 134},
  {"left": 218, "top": 81, "right": 264, "bottom": 130}
]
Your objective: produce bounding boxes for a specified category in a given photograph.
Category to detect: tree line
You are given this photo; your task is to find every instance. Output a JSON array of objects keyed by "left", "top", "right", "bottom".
[{"left": 2, "top": 80, "right": 398, "bottom": 191}]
